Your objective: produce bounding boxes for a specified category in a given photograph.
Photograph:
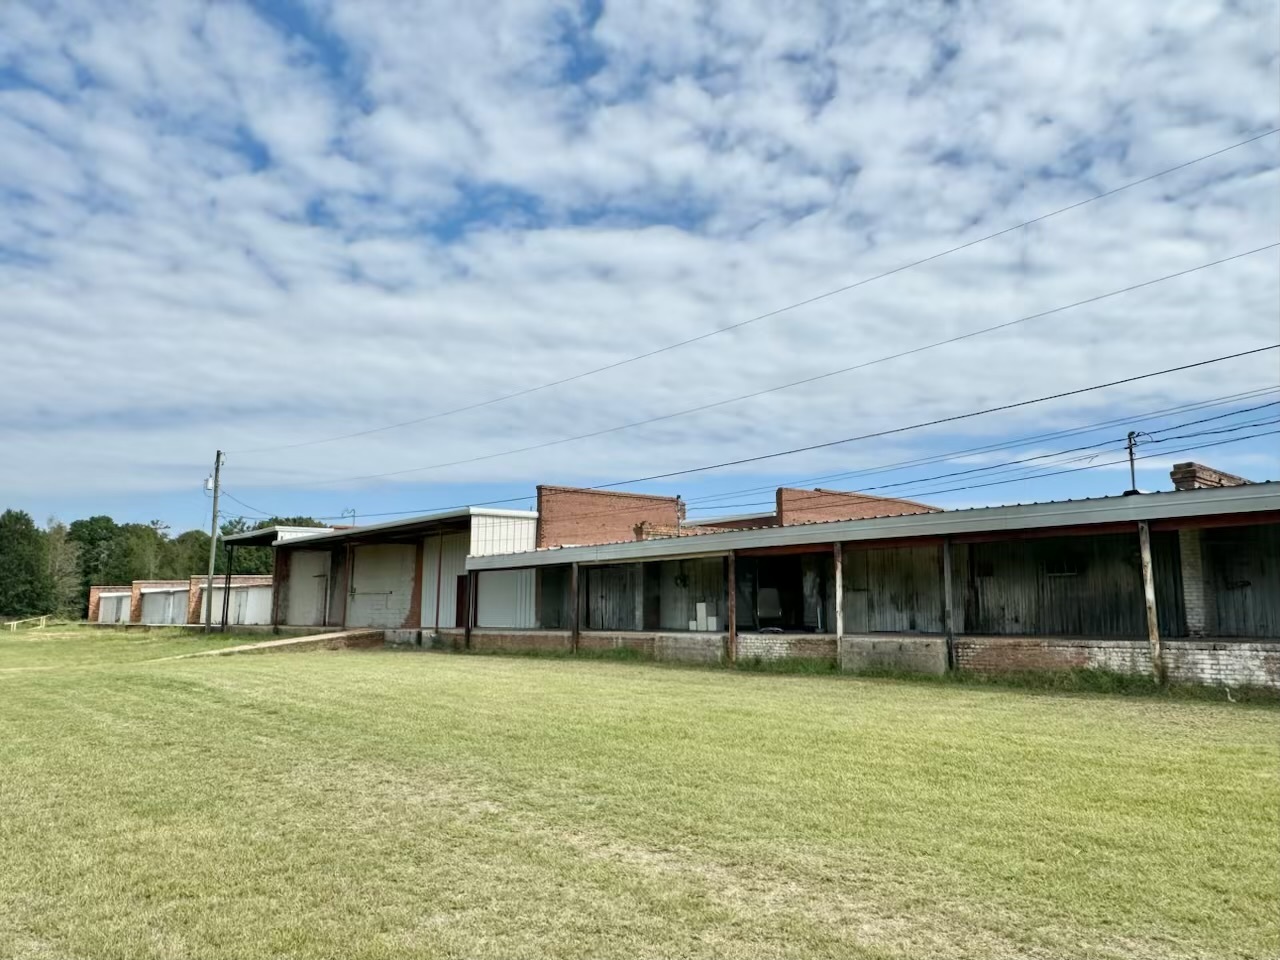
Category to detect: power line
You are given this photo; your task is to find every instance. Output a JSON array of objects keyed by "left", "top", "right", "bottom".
[
  {"left": 292, "top": 345, "right": 1277, "bottom": 521},
  {"left": 681, "top": 407, "right": 1280, "bottom": 517},
  {"left": 591, "top": 345, "right": 1280, "bottom": 488},
  {"left": 228, "top": 127, "right": 1280, "bottom": 456},
  {"left": 293, "top": 245, "right": 1278, "bottom": 488},
  {"left": 683, "top": 387, "right": 1280, "bottom": 507}
]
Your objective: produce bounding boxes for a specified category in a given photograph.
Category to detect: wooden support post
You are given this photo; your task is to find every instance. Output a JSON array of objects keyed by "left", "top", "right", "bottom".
[
  {"left": 570, "top": 562, "right": 580, "bottom": 654},
  {"left": 1137, "top": 521, "right": 1166, "bottom": 684},
  {"left": 727, "top": 551, "right": 737, "bottom": 663},
  {"left": 942, "top": 538, "right": 955, "bottom": 671}
]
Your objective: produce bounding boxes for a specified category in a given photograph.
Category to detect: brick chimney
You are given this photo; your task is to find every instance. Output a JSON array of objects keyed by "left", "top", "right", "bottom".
[{"left": 1170, "top": 462, "right": 1251, "bottom": 491}]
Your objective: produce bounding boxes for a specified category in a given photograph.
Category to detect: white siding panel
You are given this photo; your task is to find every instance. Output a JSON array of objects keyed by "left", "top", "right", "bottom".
[
  {"left": 141, "top": 590, "right": 188, "bottom": 624},
  {"left": 422, "top": 533, "right": 468, "bottom": 629},
  {"left": 477, "top": 569, "right": 536, "bottom": 628},
  {"left": 244, "top": 586, "right": 273, "bottom": 625},
  {"left": 348, "top": 544, "right": 416, "bottom": 628},
  {"left": 470, "top": 516, "right": 537, "bottom": 557},
  {"left": 98, "top": 593, "right": 129, "bottom": 624},
  {"left": 286, "top": 550, "right": 331, "bottom": 626}
]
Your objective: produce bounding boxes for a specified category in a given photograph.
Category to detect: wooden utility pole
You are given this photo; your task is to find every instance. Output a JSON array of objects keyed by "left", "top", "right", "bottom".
[
  {"left": 203, "top": 450, "right": 223, "bottom": 633},
  {"left": 1137, "top": 521, "right": 1166, "bottom": 683}
]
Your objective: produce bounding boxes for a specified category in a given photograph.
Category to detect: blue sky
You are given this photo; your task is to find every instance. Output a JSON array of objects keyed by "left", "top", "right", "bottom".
[{"left": 1, "top": 0, "right": 1277, "bottom": 533}]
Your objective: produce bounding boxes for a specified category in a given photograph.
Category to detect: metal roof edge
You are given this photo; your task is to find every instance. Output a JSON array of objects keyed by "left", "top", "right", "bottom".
[
  {"left": 268, "top": 507, "right": 537, "bottom": 547},
  {"left": 466, "top": 484, "right": 1280, "bottom": 570}
]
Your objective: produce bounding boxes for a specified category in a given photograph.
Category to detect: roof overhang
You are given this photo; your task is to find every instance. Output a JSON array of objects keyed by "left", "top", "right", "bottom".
[
  {"left": 467, "top": 484, "right": 1280, "bottom": 570},
  {"left": 271, "top": 507, "right": 537, "bottom": 548},
  {"left": 223, "top": 525, "right": 335, "bottom": 547}
]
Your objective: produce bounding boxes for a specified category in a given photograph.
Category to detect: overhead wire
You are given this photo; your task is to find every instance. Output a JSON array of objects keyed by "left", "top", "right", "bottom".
[
  {"left": 283, "top": 346, "right": 1278, "bottom": 522},
  {"left": 227, "top": 127, "right": 1280, "bottom": 456},
  {"left": 288, "top": 245, "right": 1279, "bottom": 488},
  {"left": 683, "top": 388, "right": 1280, "bottom": 508}
]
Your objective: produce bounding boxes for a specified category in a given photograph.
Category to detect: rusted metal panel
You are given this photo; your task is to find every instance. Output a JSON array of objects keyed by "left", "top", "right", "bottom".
[
  {"left": 584, "top": 563, "right": 642, "bottom": 631},
  {"left": 1205, "top": 523, "right": 1280, "bottom": 637},
  {"left": 962, "top": 531, "right": 1186, "bottom": 638},
  {"left": 842, "top": 543, "right": 944, "bottom": 634}
]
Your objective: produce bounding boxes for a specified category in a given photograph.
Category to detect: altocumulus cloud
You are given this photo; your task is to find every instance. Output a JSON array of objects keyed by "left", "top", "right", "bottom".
[{"left": 0, "top": 0, "right": 1277, "bottom": 519}]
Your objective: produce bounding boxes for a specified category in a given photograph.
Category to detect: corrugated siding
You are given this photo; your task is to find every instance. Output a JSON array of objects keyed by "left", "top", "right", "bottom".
[
  {"left": 470, "top": 516, "right": 537, "bottom": 557},
  {"left": 584, "top": 564, "right": 643, "bottom": 630},
  {"left": 657, "top": 558, "right": 724, "bottom": 631},
  {"left": 286, "top": 550, "right": 330, "bottom": 626},
  {"left": 537, "top": 566, "right": 572, "bottom": 628},
  {"left": 422, "top": 533, "right": 469, "bottom": 629},
  {"left": 962, "top": 532, "right": 1184, "bottom": 637},
  {"left": 843, "top": 544, "right": 943, "bottom": 634},
  {"left": 1206, "top": 523, "right": 1280, "bottom": 638},
  {"left": 244, "top": 586, "right": 273, "bottom": 625},
  {"left": 348, "top": 544, "right": 416, "bottom": 628},
  {"left": 477, "top": 569, "right": 537, "bottom": 628}
]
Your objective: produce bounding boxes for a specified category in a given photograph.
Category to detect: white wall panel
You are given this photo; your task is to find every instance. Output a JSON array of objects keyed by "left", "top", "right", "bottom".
[
  {"left": 422, "top": 533, "right": 468, "bottom": 629},
  {"left": 470, "top": 516, "right": 537, "bottom": 557},
  {"left": 99, "top": 593, "right": 130, "bottom": 624},
  {"left": 286, "top": 550, "right": 331, "bottom": 626},
  {"left": 244, "top": 586, "right": 273, "bottom": 625},
  {"left": 477, "top": 569, "right": 536, "bottom": 628},
  {"left": 348, "top": 543, "right": 416, "bottom": 628}
]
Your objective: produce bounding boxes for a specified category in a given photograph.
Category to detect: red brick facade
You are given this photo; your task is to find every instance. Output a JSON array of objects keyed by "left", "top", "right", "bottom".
[
  {"left": 775, "top": 488, "right": 938, "bottom": 525},
  {"left": 536, "top": 486, "right": 682, "bottom": 548}
]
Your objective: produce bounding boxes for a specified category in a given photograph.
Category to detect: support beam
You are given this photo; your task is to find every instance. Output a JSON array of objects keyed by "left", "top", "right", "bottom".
[
  {"left": 570, "top": 562, "right": 580, "bottom": 654},
  {"left": 832, "top": 542, "right": 844, "bottom": 641},
  {"left": 1137, "top": 521, "right": 1166, "bottom": 684},
  {"left": 465, "top": 570, "right": 476, "bottom": 649},
  {"left": 727, "top": 551, "right": 737, "bottom": 663},
  {"left": 942, "top": 538, "right": 955, "bottom": 671},
  {"left": 220, "top": 545, "right": 233, "bottom": 632}
]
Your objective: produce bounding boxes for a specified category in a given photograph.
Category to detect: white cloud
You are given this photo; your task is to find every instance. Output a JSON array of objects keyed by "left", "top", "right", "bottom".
[{"left": 0, "top": 0, "right": 1277, "bottom": 526}]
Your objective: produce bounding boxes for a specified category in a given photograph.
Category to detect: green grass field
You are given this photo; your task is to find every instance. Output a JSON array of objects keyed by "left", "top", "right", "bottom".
[{"left": 1, "top": 630, "right": 1276, "bottom": 959}]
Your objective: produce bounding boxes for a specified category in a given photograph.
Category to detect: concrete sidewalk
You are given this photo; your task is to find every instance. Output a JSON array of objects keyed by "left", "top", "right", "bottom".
[{"left": 174, "top": 629, "right": 386, "bottom": 658}]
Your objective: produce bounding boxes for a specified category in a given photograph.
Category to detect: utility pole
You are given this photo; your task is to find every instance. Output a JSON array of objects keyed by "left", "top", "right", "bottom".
[
  {"left": 204, "top": 450, "right": 224, "bottom": 633},
  {"left": 1124, "top": 431, "right": 1149, "bottom": 495}
]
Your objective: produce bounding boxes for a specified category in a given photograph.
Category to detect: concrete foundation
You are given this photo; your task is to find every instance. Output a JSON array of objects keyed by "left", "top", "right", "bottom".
[{"left": 839, "top": 635, "right": 948, "bottom": 676}]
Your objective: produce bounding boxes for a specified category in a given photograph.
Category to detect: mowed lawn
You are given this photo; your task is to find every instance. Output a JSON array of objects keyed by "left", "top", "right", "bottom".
[{"left": 0, "top": 632, "right": 1276, "bottom": 960}]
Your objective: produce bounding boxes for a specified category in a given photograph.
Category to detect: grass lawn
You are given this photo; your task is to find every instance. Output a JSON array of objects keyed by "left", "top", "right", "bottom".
[{"left": 0, "top": 633, "right": 1276, "bottom": 959}]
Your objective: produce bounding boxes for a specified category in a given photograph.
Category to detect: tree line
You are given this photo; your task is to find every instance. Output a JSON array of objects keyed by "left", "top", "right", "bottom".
[{"left": 0, "top": 511, "right": 323, "bottom": 619}]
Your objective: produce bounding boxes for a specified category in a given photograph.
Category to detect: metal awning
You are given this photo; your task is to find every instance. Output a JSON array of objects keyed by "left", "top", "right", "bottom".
[
  {"left": 222, "top": 525, "right": 334, "bottom": 547},
  {"left": 269, "top": 508, "right": 536, "bottom": 548}
]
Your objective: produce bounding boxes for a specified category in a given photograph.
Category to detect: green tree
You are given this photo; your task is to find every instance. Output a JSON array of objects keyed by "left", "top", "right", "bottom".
[
  {"left": 0, "top": 510, "right": 54, "bottom": 618},
  {"left": 68, "top": 515, "right": 119, "bottom": 615},
  {"left": 44, "top": 518, "right": 82, "bottom": 618}
]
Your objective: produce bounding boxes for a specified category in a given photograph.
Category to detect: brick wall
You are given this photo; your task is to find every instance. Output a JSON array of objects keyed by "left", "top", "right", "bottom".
[
  {"left": 1170, "top": 462, "right": 1250, "bottom": 490},
  {"left": 536, "top": 486, "right": 681, "bottom": 548},
  {"left": 775, "top": 488, "right": 938, "bottom": 525},
  {"left": 1177, "top": 529, "right": 1217, "bottom": 636},
  {"left": 737, "top": 633, "right": 837, "bottom": 662},
  {"left": 955, "top": 636, "right": 1280, "bottom": 689}
]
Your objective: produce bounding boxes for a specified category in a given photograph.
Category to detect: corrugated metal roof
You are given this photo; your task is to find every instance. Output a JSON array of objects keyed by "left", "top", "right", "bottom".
[{"left": 466, "top": 483, "right": 1280, "bottom": 570}]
